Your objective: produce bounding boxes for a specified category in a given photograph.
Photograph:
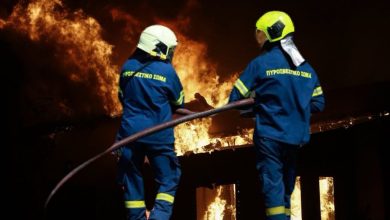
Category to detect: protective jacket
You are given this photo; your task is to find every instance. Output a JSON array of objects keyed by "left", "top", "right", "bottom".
[
  {"left": 117, "top": 49, "right": 184, "bottom": 144},
  {"left": 229, "top": 42, "right": 325, "bottom": 145}
]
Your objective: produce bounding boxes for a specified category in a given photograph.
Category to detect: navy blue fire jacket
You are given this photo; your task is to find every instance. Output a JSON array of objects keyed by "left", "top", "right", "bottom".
[
  {"left": 229, "top": 43, "right": 325, "bottom": 145},
  {"left": 117, "top": 51, "right": 184, "bottom": 144}
]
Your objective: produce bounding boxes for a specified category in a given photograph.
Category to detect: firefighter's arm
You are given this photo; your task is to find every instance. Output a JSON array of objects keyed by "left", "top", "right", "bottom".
[
  {"left": 228, "top": 60, "right": 259, "bottom": 103},
  {"left": 310, "top": 83, "right": 325, "bottom": 113},
  {"left": 169, "top": 70, "right": 185, "bottom": 110},
  {"left": 118, "top": 73, "right": 125, "bottom": 105},
  {"left": 228, "top": 88, "right": 243, "bottom": 103}
]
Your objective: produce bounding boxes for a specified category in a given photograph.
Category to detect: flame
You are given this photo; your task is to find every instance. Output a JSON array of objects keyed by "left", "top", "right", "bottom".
[
  {"left": 319, "top": 177, "right": 335, "bottom": 220},
  {"left": 290, "top": 176, "right": 335, "bottom": 220},
  {"left": 175, "top": 123, "right": 253, "bottom": 156},
  {"left": 204, "top": 187, "right": 226, "bottom": 220},
  {"left": 173, "top": 32, "right": 234, "bottom": 107},
  {"left": 0, "top": 19, "right": 5, "bottom": 28},
  {"left": 167, "top": 27, "right": 251, "bottom": 155},
  {"left": 3, "top": 0, "right": 251, "bottom": 153},
  {"left": 174, "top": 118, "right": 213, "bottom": 155},
  {"left": 203, "top": 186, "right": 232, "bottom": 220},
  {"left": 291, "top": 177, "right": 302, "bottom": 220},
  {"left": 3, "top": 0, "right": 121, "bottom": 116}
]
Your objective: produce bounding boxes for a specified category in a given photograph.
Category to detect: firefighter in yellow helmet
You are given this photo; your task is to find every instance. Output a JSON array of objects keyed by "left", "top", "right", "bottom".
[{"left": 229, "top": 11, "right": 325, "bottom": 220}]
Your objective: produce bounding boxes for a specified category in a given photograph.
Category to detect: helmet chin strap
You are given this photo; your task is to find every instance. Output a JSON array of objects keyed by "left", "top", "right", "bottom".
[
  {"left": 149, "top": 51, "right": 167, "bottom": 60},
  {"left": 280, "top": 36, "right": 305, "bottom": 67}
]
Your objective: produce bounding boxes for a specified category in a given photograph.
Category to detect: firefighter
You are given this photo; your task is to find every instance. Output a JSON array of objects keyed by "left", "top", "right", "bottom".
[
  {"left": 228, "top": 11, "right": 325, "bottom": 220},
  {"left": 116, "top": 24, "right": 185, "bottom": 220}
]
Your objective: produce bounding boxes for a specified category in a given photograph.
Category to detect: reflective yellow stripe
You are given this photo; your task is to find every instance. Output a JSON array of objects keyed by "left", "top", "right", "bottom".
[
  {"left": 266, "top": 206, "right": 285, "bottom": 216},
  {"left": 150, "top": 51, "right": 157, "bottom": 57},
  {"left": 125, "top": 200, "right": 146, "bottom": 208},
  {"left": 150, "top": 51, "right": 167, "bottom": 60},
  {"left": 312, "top": 86, "right": 323, "bottom": 97},
  {"left": 156, "top": 193, "right": 174, "bottom": 203},
  {"left": 234, "top": 79, "right": 250, "bottom": 97},
  {"left": 172, "top": 90, "right": 184, "bottom": 105},
  {"left": 285, "top": 208, "right": 291, "bottom": 216}
]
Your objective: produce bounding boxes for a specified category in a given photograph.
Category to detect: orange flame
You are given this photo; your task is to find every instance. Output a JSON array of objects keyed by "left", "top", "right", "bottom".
[
  {"left": 4, "top": 0, "right": 252, "bottom": 154},
  {"left": 173, "top": 32, "right": 234, "bottom": 107},
  {"left": 197, "top": 184, "right": 236, "bottom": 220},
  {"left": 291, "top": 177, "right": 302, "bottom": 220},
  {"left": 0, "top": 19, "right": 5, "bottom": 28},
  {"left": 319, "top": 177, "right": 335, "bottom": 220},
  {"left": 165, "top": 27, "right": 252, "bottom": 155},
  {"left": 290, "top": 177, "right": 335, "bottom": 220},
  {"left": 204, "top": 186, "right": 226, "bottom": 220},
  {"left": 4, "top": 0, "right": 121, "bottom": 116}
]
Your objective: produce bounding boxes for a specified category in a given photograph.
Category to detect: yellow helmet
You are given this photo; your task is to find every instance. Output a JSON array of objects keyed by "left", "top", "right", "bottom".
[{"left": 256, "top": 11, "right": 294, "bottom": 42}]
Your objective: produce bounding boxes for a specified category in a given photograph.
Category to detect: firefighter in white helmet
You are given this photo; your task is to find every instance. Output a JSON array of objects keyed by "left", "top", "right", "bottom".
[
  {"left": 137, "top": 25, "right": 178, "bottom": 61},
  {"left": 115, "top": 24, "right": 185, "bottom": 220},
  {"left": 229, "top": 11, "right": 325, "bottom": 220}
]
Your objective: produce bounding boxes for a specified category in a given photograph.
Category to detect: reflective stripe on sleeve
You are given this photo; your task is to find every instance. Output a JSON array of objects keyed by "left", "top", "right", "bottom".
[
  {"left": 234, "top": 79, "right": 250, "bottom": 97},
  {"left": 312, "top": 86, "right": 323, "bottom": 97},
  {"left": 172, "top": 90, "right": 184, "bottom": 105},
  {"left": 156, "top": 193, "right": 174, "bottom": 203},
  {"left": 125, "top": 200, "right": 146, "bottom": 208},
  {"left": 266, "top": 206, "right": 285, "bottom": 216}
]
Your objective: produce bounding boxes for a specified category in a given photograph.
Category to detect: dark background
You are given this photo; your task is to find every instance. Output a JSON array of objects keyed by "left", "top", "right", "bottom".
[{"left": 1, "top": 0, "right": 389, "bottom": 219}]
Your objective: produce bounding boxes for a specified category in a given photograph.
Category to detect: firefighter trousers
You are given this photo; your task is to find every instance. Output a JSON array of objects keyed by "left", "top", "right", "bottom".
[
  {"left": 117, "top": 142, "right": 181, "bottom": 220},
  {"left": 254, "top": 136, "right": 299, "bottom": 220}
]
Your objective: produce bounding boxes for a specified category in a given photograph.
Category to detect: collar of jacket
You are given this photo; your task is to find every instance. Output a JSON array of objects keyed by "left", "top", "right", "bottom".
[
  {"left": 130, "top": 48, "right": 169, "bottom": 64},
  {"left": 263, "top": 36, "right": 305, "bottom": 67}
]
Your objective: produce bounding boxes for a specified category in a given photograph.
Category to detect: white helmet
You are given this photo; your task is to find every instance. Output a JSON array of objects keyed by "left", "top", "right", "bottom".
[{"left": 137, "top": 24, "right": 178, "bottom": 61}]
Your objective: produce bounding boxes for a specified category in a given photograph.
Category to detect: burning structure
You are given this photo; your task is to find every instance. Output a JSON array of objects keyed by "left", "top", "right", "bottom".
[
  {"left": 29, "top": 109, "right": 388, "bottom": 220},
  {"left": 2, "top": 0, "right": 389, "bottom": 219}
]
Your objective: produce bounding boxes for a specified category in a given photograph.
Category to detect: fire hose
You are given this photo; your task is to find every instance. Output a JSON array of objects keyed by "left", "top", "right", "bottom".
[{"left": 44, "top": 98, "right": 254, "bottom": 209}]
